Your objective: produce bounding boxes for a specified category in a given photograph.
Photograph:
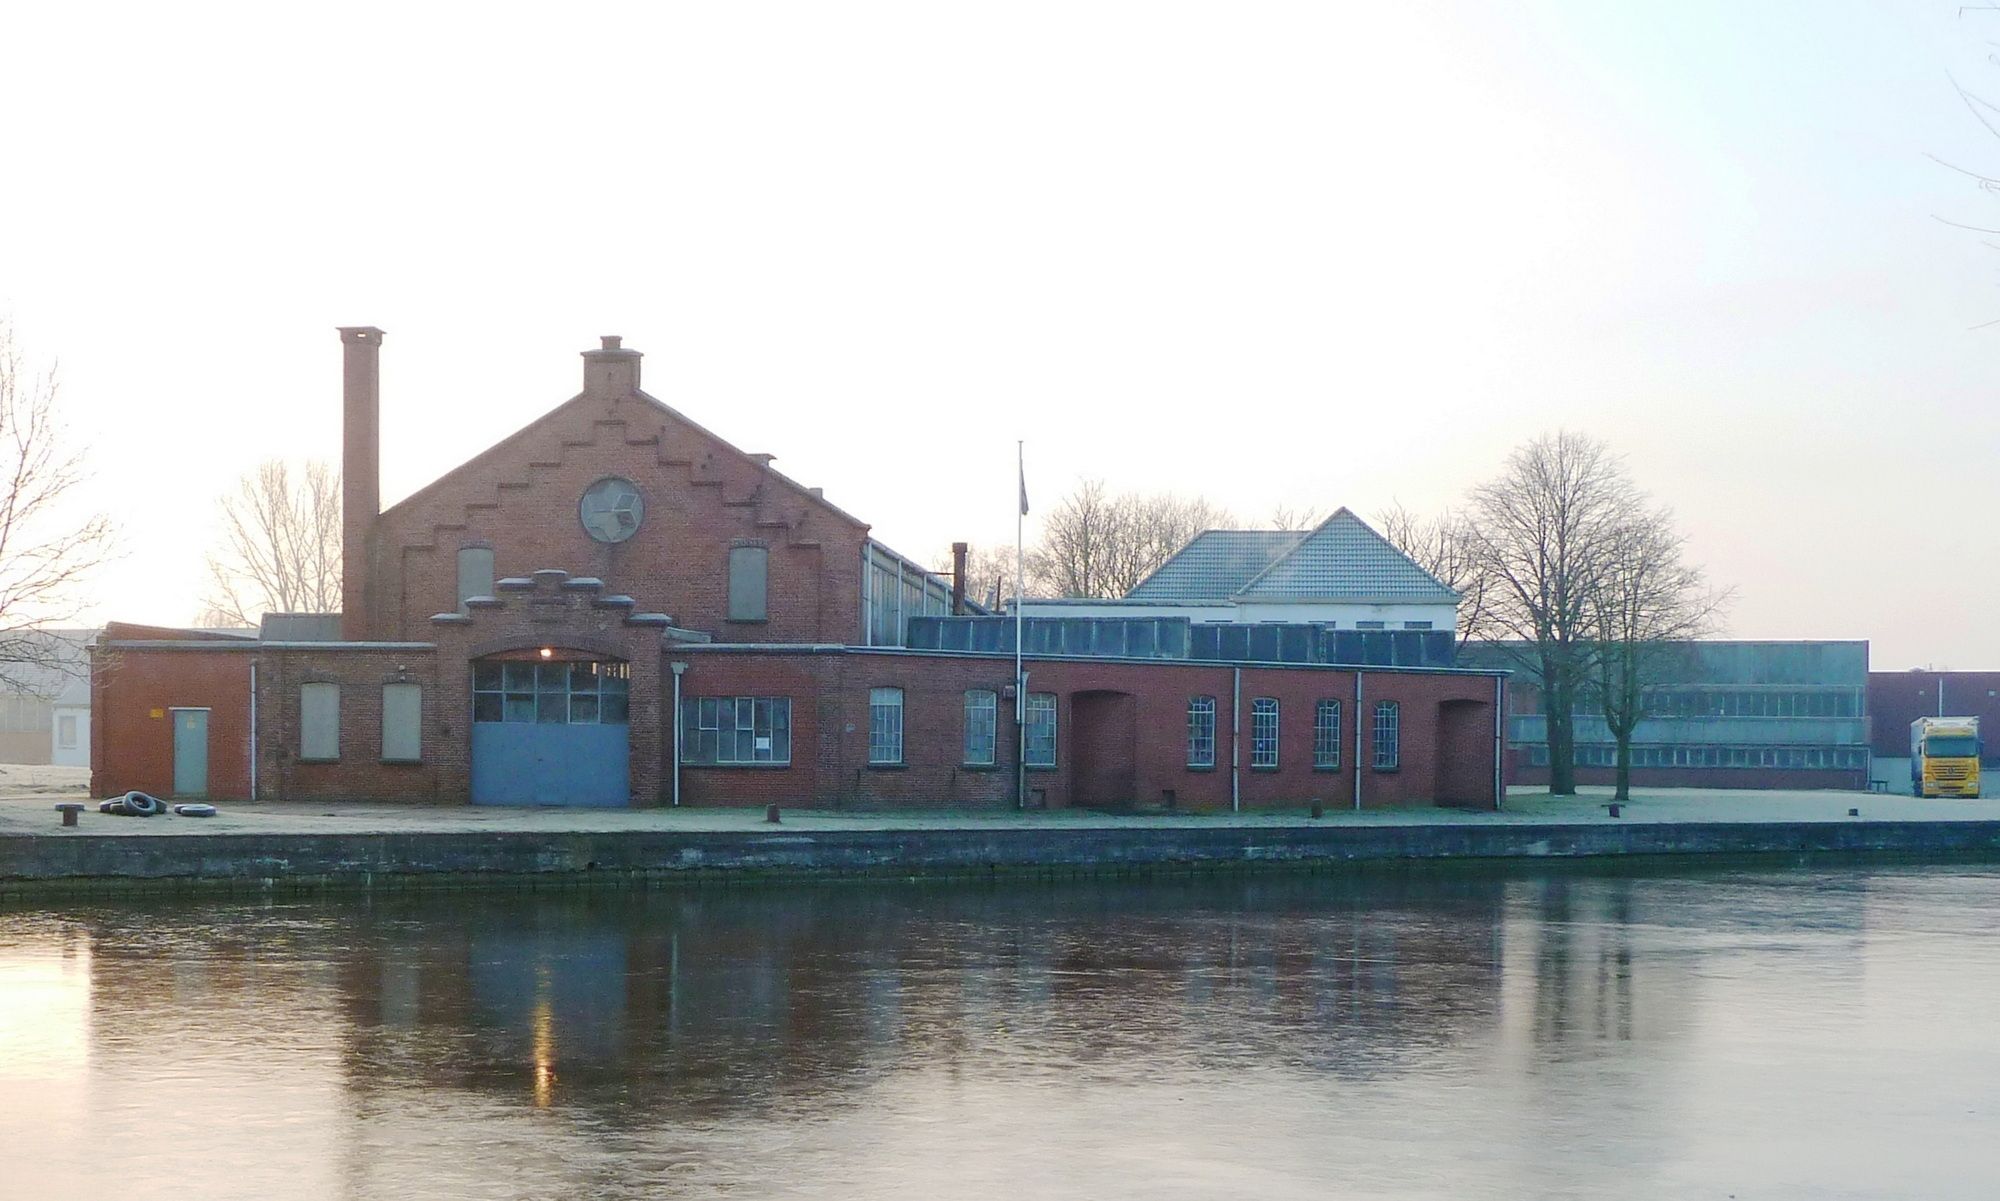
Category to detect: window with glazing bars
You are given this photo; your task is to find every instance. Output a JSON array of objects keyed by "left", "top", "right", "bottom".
[
  {"left": 473, "top": 660, "right": 630, "bottom": 724},
  {"left": 964, "top": 690, "right": 997, "bottom": 765},
  {"left": 1250, "top": 698, "right": 1278, "bottom": 768},
  {"left": 869, "top": 687, "right": 904, "bottom": 764},
  {"left": 1372, "top": 700, "right": 1400, "bottom": 770},
  {"left": 682, "top": 697, "right": 792, "bottom": 765},
  {"left": 1187, "top": 696, "right": 1216, "bottom": 768},
  {"left": 1024, "top": 692, "right": 1057, "bottom": 767},
  {"left": 1314, "top": 699, "right": 1341, "bottom": 769}
]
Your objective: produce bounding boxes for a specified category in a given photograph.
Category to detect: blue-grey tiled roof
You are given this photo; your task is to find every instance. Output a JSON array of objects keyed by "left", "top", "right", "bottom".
[
  {"left": 1126, "top": 509, "right": 1458, "bottom": 604},
  {"left": 1126, "top": 529, "right": 1307, "bottom": 602},
  {"left": 1237, "top": 509, "right": 1458, "bottom": 602}
]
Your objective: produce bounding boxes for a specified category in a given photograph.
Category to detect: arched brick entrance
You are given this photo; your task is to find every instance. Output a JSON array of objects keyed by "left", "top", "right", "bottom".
[
  {"left": 470, "top": 650, "right": 631, "bottom": 806},
  {"left": 1071, "top": 690, "right": 1138, "bottom": 809},
  {"left": 1435, "top": 698, "right": 1495, "bottom": 808}
]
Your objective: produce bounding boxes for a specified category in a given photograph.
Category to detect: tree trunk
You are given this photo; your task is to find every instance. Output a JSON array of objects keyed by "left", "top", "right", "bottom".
[
  {"left": 1546, "top": 666, "right": 1576, "bottom": 795},
  {"left": 1613, "top": 734, "right": 1631, "bottom": 801}
]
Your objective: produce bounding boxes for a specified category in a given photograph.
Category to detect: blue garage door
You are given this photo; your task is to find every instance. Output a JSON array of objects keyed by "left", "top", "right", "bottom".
[{"left": 471, "top": 658, "right": 631, "bottom": 806}]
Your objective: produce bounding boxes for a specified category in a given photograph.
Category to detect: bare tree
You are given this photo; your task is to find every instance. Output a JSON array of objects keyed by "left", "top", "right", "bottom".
[
  {"left": 1466, "top": 432, "right": 1640, "bottom": 796},
  {"left": 1268, "top": 501, "right": 1324, "bottom": 532},
  {"left": 199, "top": 460, "right": 342, "bottom": 627},
  {"left": 1104, "top": 491, "right": 1232, "bottom": 596},
  {"left": 1035, "top": 479, "right": 1232, "bottom": 598},
  {"left": 1378, "top": 501, "right": 1496, "bottom": 650},
  {"left": 0, "top": 322, "right": 114, "bottom": 691},
  {"left": 1588, "top": 509, "right": 1728, "bottom": 801}
]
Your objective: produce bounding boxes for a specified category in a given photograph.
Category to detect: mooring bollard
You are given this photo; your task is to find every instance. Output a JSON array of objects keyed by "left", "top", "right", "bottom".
[
  {"left": 1607, "top": 803, "right": 1622, "bottom": 818},
  {"left": 55, "top": 802, "right": 83, "bottom": 828},
  {"left": 765, "top": 804, "right": 781, "bottom": 824},
  {"left": 1849, "top": 808, "right": 1861, "bottom": 817},
  {"left": 1309, "top": 799, "right": 1324, "bottom": 820}
]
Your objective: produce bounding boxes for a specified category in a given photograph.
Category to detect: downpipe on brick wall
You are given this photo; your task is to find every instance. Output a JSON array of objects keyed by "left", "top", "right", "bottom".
[
  {"left": 248, "top": 661, "right": 258, "bottom": 802},
  {"left": 1353, "top": 671, "right": 1364, "bottom": 811},
  {"left": 670, "top": 661, "right": 688, "bottom": 807},
  {"left": 1231, "top": 667, "right": 1241, "bottom": 814}
]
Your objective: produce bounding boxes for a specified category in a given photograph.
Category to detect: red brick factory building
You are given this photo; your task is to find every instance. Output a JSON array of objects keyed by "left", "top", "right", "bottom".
[{"left": 91, "top": 330, "right": 1506, "bottom": 811}]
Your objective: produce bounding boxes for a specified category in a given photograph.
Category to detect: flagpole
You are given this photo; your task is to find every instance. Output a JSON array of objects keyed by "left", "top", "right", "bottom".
[{"left": 1015, "top": 439, "right": 1026, "bottom": 811}]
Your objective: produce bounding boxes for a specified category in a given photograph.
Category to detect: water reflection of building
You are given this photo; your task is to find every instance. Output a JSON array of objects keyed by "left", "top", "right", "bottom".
[
  {"left": 29, "top": 869, "right": 1891, "bottom": 1197},
  {"left": 319, "top": 877, "right": 1517, "bottom": 1120}
]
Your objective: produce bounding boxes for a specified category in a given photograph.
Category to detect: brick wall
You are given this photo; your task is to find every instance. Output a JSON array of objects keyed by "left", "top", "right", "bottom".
[
  {"left": 91, "top": 645, "right": 255, "bottom": 800},
  {"left": 94, "top": 642, "right": 1503, "bottom": 810},
  {"left": 1868, "top": 671, "right": 2000, "bottom": 758},
  {"left": 676, "top": 649, "right": 1503, "bottom": 811},
  {"left": 255, "top": 646, "right": 446, "bottom": 804},
  {"left": 367, "top": 390, "right": 867, "bottom": 645}
]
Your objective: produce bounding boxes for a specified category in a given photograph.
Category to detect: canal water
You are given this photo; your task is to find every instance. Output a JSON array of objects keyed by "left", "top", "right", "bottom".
[{"left": 4, "top": 866, "right": 1999, "bottom": 1199}]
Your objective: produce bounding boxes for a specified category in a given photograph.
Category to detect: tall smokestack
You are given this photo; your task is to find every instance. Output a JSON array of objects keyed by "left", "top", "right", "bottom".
[
  {"left": 951, "top": 541, "right": 969, "bottom": 615},
  {"left": 338, "top": 326, "right": 384, "bottom": 639}
]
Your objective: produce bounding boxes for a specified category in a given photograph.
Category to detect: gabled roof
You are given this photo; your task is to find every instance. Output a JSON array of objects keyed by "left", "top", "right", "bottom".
[
  {"left": 378, "top": 386, "right": 870, "bottom": 534},
  {"left": 1126, "top": 529, "right": 1307, "bottom": 602},
  {"left": 1126, "top": 508, "right": 1458, "bottom": 605}
]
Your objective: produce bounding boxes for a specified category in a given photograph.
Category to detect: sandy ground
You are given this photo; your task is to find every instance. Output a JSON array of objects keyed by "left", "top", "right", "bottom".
[
  {"left": 2, "top": 782, "right": 1996, "bottom": 838},
  {"left": 0, "top": 765, "right": 89, "bottom": 798}
]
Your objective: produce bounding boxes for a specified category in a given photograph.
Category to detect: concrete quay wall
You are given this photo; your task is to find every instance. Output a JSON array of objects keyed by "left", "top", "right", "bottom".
[{"left": 7, "top": 820, "right": 2000, "bottom": 896}]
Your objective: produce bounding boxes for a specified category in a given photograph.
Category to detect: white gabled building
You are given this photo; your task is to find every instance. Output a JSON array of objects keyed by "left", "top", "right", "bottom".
[{"left": 1022, "top": 508, "right": 1459, "bottom": 631}]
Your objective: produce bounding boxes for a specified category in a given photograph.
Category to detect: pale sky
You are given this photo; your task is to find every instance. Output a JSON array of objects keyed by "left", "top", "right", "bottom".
[{"left": 0, "top": 2, "right": 1994, "bottom": 669}]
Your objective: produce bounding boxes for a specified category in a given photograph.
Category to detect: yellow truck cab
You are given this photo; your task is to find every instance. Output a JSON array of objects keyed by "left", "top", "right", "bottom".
[{"left": 1911, "top": 716, "right": 1981, "bottom": 798}]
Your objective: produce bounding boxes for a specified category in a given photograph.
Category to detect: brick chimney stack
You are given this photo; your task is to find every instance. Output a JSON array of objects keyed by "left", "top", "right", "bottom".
[
  {"left": 951, "top": 542, "right": 969, "bottom": 615},
  {"left": 582, "top": 334, "right": 642, "bottom": 399},
  {"left": 338, "top": 326, "right": 384, "bottom": 639}
]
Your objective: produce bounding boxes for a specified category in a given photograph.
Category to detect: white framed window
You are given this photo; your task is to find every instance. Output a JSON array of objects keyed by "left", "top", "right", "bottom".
[
  {"left": 1024, "top": 692, "right": 1057, "bottom": 767},
  {"left": 1251, "top": 698, "right": 1279, "bottom": 768},
  {"left": 1187, "top": 696, "right": 1216, "bottom": 768},
  {"left": 472, "top": 660, "right": 629, "bottom": 725},
  {"left": 869, "top": 687, "right": 904, "bottom": 764},
  {"left": 1372, "top": 700, "right": 1400, "bottom": 770},
  {"left": 1313, "top": 699, "right": 1341, "bottom": 769},
  {"left": 964, "top": 690, "right": 997, "bottom": 766},
  {"left": 56, "top": 714, "right": 77, "bottom": 750},
  {"left": 382, "top": 683, "right": 422, "bottom": 763},
  {"left": 301, "top": 682, "right": 340, "bottom": 762},
  {"left": 684, "top": 697, "right": 792, "bottom": 765}
]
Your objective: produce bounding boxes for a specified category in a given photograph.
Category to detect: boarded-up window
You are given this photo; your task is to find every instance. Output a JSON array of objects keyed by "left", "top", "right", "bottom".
[
  {"left": 301, "top": 683, "right": 340, "bottom": 761},
  {"left": 457, "top": 546, "right": 495, "bottom": 609},
  {"left": 728, "top": 545, "right": 768, "bottom": 622},
  {"left": 382, "top": 683, "right": 421, "bottom": 763}
]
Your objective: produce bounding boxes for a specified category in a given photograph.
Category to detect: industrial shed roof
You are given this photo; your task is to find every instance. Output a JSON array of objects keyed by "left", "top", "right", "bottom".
[{"left": 1127, "top": 509, "right": 1458, "bottom": 605}]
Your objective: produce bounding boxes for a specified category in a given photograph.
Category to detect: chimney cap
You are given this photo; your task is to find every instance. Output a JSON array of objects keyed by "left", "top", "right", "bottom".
[
  {"left": 582, "top": 335, "right": 641, "bottom": 362},
  {"left": 337, "top": 326, "right": 386, "bottom": 344}
]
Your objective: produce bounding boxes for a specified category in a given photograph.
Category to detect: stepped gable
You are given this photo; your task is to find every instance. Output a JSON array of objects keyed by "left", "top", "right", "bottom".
[{"left": 364, "top": 338, "right": 869, "bottom": 642}]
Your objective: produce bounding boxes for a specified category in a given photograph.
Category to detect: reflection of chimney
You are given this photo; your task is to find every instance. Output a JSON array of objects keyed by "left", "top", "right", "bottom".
[
  {"left": 582, "top": 335, "right": 641, "bottom": 398},
  {"left": 338, "top": 326, "right": 384, "bottom": 639},
  {"left": 951, "top": 542, "right": 968, "bottom": 615}
]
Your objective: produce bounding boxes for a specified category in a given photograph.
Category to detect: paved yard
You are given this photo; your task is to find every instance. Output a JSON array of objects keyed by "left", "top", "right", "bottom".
[{"left": 3, "top": 782, "right": 1995, "bottom": 839}]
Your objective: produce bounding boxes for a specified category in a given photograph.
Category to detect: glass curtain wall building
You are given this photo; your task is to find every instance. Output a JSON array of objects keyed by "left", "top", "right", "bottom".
[{"left": 1460, "top": 641, "right": 1871, "bottom": 790}]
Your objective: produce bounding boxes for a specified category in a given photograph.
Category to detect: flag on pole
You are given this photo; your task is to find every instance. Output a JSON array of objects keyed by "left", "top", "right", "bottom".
[{"left": 1018, "top": 447, "right": 1029, "bottom": 516}]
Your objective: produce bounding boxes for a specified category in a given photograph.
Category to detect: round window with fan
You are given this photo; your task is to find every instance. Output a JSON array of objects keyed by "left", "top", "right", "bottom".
[{"left": 579, "top": 477, "right": 644, "bottom": 543}]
